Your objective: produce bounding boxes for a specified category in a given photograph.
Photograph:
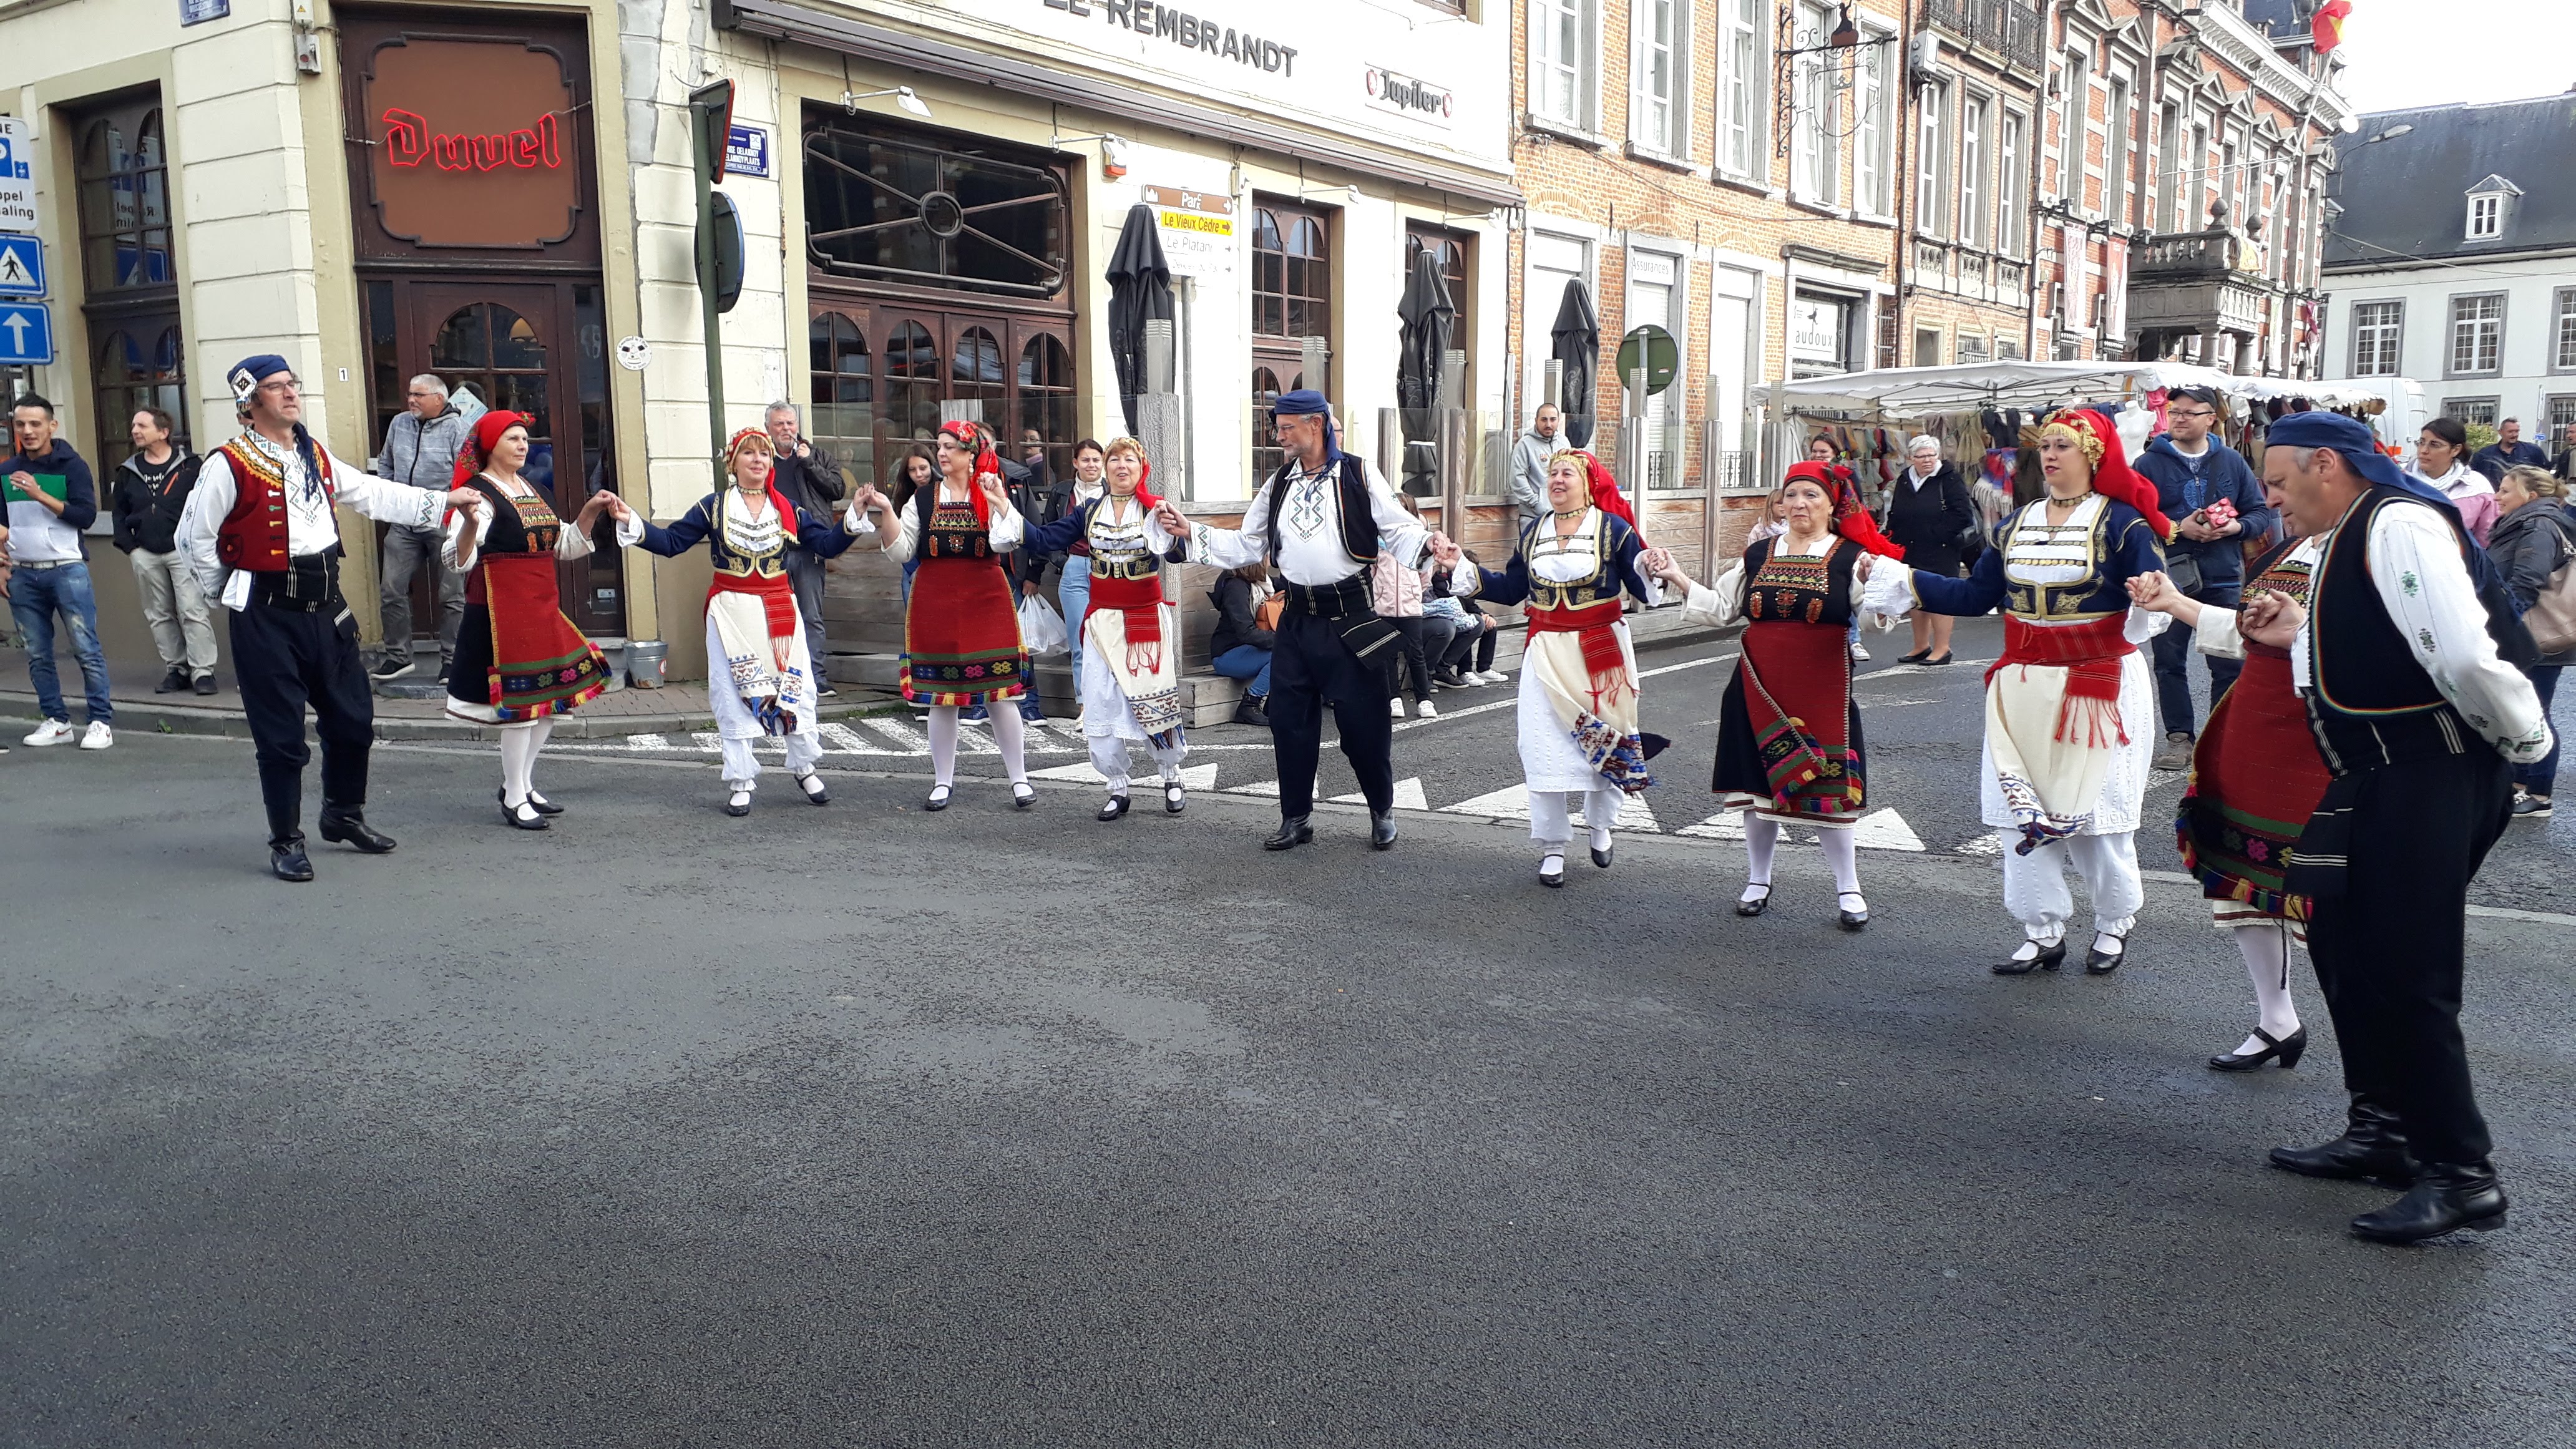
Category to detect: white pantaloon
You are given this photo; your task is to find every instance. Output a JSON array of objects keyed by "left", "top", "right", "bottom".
[
  {"left": 1998, "top": 829, "right": 2142, "bottom": 943},
  {"left": 705, "top": 612, "right": 823, "bottom": 791},
  {"left": 1089, "top": 731, "right": 1183, "bottom": 792},
  {"left": 1528, "top": 784, "right": 1625, "bottom": 851}
]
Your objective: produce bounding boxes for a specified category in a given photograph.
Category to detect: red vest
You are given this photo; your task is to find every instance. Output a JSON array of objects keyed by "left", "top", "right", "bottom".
[{"left": 213, "top": 436, "right": 333, "bottom": 572}]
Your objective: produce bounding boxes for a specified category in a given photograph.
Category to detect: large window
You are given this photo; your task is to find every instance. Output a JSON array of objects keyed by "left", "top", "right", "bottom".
[
  {"left": 2555, "top": 289, "right": 2576, "bottom": 371},
  {"left": 1997, "top": 111, "right": 2027, "bottom": 256},
  {"left": 2104, "top": 77, "right": 2131, "bottom": 227},
  {"left": 1959, "top": 97, "right": 1989, "bottom": 248},
  {"left": 1626, "top": 249, "right": 1683, "bottom": 489},
  {"left": 808, "top": 312, "right": 874, "bottom": 484},
  {"left": 1634, "top": 0, "right": 1684, "bottom": 155},
  {"left": 2351, "top": 301, "right": 2404, "bottom": 377},
  {"left": 2059, "top": 46, "right": 2091, "bottom": 204},
  {"left": 71, "top": 91, "right": 182, "bottom": 470},
  {"left": 2445, "top": 397, "right": 2500, "bottom": 428},
  {"left": 1792, "top": 2, "right": 1841, "bottom": 206},
  {"left": 1855, "top": 34, "right": 1893, "bottom": 217},
  {"left": 2449, "top": 293, "right": 2504, "bottom": 376},
  {"left": 1716, "top": 0, "right": 1764, "bottom": 177},
  {"left": 1525, "top": 231, "right": 1591, "bottom": 419},
  {"left": 1253, "top": 198, "right": 1333, "bottom": 471},
  {"left": 1916, "top": 83, "right": 1948, "bottom": 236},
  {"left": 1530, "top": 0, "right": 1595, "bottom": 129},
  {"left": 2155, "top": 104, "right": 2181, "bottom": 233},
  {"left": 804, "top": 114, "right": 1068, "bottom": 297}
]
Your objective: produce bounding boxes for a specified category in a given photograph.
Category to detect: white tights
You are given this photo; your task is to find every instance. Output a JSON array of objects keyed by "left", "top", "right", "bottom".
[
  {"left": 2230, "top": 919, "right": 2302, "bottom": 1043},
  {"left": 1742, "top": 812, "right": 1863, "bottom": 903},
  {"left": 928, "top": 703, "right": 1030, "bottom": 788},
  {"left": 499, "top": 716, "right": 556, "bottom": 806},
  {"left": 1089, "top": 732, "right": 1183, "bottom": 793}
]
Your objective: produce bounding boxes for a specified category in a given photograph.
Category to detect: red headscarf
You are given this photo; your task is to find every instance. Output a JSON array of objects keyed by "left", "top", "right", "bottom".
[
  {"left": 1104, "top": 437, "right": 1163, "bottom": 510},
  {"left": 938, "top": 419, "right": 1001, "bottom": 526},
  {"left": 1782, "top": 460, "right": 1904, "bottom": 560},
  {"left": 1547, "top": 449, "right": 1639, "bottom": 534},
  {"left": 720, "top": 425, "right": 802, "bottom": 540},
  {"left": 452, "top": 410, "right": 529, "bottom": 488},
  {"left": 2037, "top": 408, "right": 2175, "bottom": 542}
]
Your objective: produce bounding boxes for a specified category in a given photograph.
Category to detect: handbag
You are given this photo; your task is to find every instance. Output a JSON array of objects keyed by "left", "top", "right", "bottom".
[
  {"left": 1254, "top": 590, "right": 1287, "bottom": 632},
  {"left": 2163, "top": 548, "right": 2205, "bottom": 600},
  {"left": 2524, "top": 523, "right": 2576, "bottom": 656}
]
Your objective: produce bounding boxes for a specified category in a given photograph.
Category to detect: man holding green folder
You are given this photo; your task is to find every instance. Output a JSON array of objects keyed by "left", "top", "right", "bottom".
[{"left": 5, "top": 394, "right": 114, "bottom": 751}]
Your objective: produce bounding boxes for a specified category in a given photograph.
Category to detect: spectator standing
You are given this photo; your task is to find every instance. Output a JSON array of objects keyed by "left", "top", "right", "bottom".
[
  {"left": 1510, "top": 404, "right": 1563, "bottom": 534},
  {"left": 1881, "top": 434, "right": 1978, "bottom": 666},
  {"left": 764, "top": 401, "right": 846, "bottom": 697},
  {"left": 992, "top": 427, "right": 1056, "bottom": 723},
  {"left": 4, "top": 394, "right": 114, "bottom": 749},
  {"left": 2134, "top": 388, "right": 2276, "bottom": 769},
  {"left": 1372, "top": 500, "right": 1435, "bottom": 719},
  {"left": 2550, "top": 423, "right": 2576, "bottom": 482},
  {"left": 2470, "top": 417, "right": 2549, "bottom": 484},
  {"left": 2488, "top": 465, "right": 2575, "bottom": 819},
  {"left": 1207, "top": 562, "right": 1274, "bottom": 727},
  {"left": 110, "top": 407, "right": 217, "bottom": 695},
  {"left": 368, "top": 374, "right": 484, "bottom": 681},
  {"left": 1050, "top": 439, "right": 1106, "bottom": 710},
  {"left": 2409, "top": 418, "right": 2498, "bottom": 546}
]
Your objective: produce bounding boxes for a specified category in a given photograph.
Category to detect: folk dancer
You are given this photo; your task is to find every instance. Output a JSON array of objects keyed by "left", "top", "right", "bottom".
[
  {"left": 633, "top": 427, "right": 862, "bottom": 816},
  {"left": 1442, "top": 449, "right": 1662, "bottom": 887},
  {"left": 178, "top": 354, "right": 487, "bottom": 881},
  {"left": 2255, "top": 411, "right": 2550, "bottom": 1244},
  {"left": 1018, "top": 437, "right": 1191, "bottom": 820},
  {"left": 848, "top": 419, "right": 1036, "bottom": 811},
  {"left": 1155, "top": 389, "right": 1456, "bottom": 851},
  {"left": 441, "top": 411, "right": 635, "bottom": 829},
  {"left": 1655, "top": 461, "right": 1893, "bottom": 929},
  {"left": 2129, "top": 517, "right": 2329, "bottom": 1070},
  {"left": 1863, "top": 407, "right": 2175, "bottom": 975}
]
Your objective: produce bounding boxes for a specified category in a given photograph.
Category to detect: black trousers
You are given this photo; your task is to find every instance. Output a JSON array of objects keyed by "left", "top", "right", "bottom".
[
  {"left": 1382, "top": 616, "right": 1435, "bottom": 700},
  {"left": 2306, "top": 748, "right": 2513, "bottom": 1166},
  {"left": 230, "top": 598, "right": 377, "bottom": 846},
  {"left": 1269, "top": 610, "right": 1395, "bottom": 819},
  {"left": 784, "top": 547, "right": 831, "bottom": 683}
]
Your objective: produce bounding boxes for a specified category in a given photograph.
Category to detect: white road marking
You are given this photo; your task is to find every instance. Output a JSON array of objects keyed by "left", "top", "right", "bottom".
[
  {"left": 1850, "top": 807, "right": 1928, "bottom": 852},
  {"left": 1391, "top": 697, "right": 1516, "bottom": 731},
  {"left": 622, "top": 733, "right": 669, "bottom": 751},
  {"left": 690, "top": 732, "right": 723, "bottom": 751},
  {"left": 1440, "top": 783, "right": 1661, "bottom": 832},
  {"left": 1954, "top": 834, "right": 2003, "bottom": 856},
  {"left": 1639, "top": 651, "right": 1737, "bottom": 679},
  {"left": 817, "top": 723, "right": 903, "bottom": 754},
  {"left": 1032, "top": 760, "right": 1221, "bottom": 791},
  {"left": 1330, "top": 777, "right": 1429, "bottom": 810}
]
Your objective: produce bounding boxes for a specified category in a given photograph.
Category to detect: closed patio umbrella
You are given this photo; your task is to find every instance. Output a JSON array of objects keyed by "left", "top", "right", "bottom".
[
  {"left": 1105, "top": 203, "right": 1174, "bottom": 437},
  {"left": 1396, "top": 249, "right": 1456, "bottom": 495},
  {"left": 1549, "top": 278, "right": 1599, "bottom": 449}
]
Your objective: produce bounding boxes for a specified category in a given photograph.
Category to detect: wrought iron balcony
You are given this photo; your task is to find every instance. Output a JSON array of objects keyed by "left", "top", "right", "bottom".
[{"left": 1924, "top": 0, "right": 2044, "bottom": 76}]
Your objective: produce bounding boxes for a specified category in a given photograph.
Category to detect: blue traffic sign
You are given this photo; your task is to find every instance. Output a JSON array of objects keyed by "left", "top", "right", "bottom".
[
  {"left": 0, "top": 302, "right": 54, "bottom": 364},
  {"left": 0, "top": 235, "right": 43, "bottom": 297}
]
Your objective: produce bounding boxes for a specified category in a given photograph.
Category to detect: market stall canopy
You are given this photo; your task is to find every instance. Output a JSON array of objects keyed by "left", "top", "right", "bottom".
[
  {"left": 1774, "top": 359, "right": 2251, "bottom": 417},
  {"left": 2233, "top": 376, "right": 2398, "bottom": 408}
]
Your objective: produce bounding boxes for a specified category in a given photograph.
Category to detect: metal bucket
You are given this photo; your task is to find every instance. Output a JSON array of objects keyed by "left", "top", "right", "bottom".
[{"left": 624, "top": 638, "right": 668, "bottom": 689}]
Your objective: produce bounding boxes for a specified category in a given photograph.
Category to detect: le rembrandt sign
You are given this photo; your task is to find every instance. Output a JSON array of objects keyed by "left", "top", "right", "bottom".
[{"left": 361, "top": 36, "right": 582, "bottom": 250}]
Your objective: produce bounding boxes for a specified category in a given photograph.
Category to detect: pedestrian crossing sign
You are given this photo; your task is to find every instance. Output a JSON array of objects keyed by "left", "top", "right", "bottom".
[{"left": 0, "top": 235, "right": 44, "bottom": 298}]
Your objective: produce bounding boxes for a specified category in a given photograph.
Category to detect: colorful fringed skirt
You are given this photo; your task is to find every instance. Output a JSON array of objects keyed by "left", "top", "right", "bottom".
[
  {"left": 1711, "top": 618, "right": 1865, "bottom": 824},
  {"left": 903, "top": 553, "right": 1028, "bottom": 706},
  {"left": 446, "top": 552, "right": 610, "bottom": 724},
  {"left": 2177, "top": 643, "right": 2331, "bottom": 923}
]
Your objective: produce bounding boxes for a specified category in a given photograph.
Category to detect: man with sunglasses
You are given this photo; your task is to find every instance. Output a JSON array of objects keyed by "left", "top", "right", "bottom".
[{"left": 2134, "top": 388, "right": 2275, "bottom": 771}]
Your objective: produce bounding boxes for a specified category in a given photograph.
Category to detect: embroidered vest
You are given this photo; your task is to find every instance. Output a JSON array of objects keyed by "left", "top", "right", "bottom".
[
  {"left": 214, "top": 436, "right": 333, "bottom": 572},
  {"left": 1262, "top": 455, "right": 1380, "bottom": 567},
  {"left": 2308, "top": 490, "right": 2453, "bottom": 720},
  {"left": 1515, "top": 510, "right": 1632, "bottom": 611},
  {"left": 1738, "top": 537, "right": 1861, "bottom": 627}
]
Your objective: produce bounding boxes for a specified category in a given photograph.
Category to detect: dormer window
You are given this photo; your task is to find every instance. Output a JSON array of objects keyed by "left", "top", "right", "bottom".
[{"left": 2464, "top": 174, "right": 2522, "bottom": 240}]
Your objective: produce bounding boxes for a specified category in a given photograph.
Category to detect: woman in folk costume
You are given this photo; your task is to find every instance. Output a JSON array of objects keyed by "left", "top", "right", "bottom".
[
  {"left": 847, "top": 418, "right": 1036, "bottom": 811},
  {"left": 1443, "top": 449, "right": 1663, "bottom": 887},
  {"left": 2128, "top": 509, "right": 2330, "bottom": 1071},
  {"left": 1649, "top": 461, "right": 1893, "bottom": 930},
  {"left": 1017, "top": 436, "right": 1191, "bottom": 821},
  {"left": 635, "top": 427, "right": 862, "bottom": 816},
  {"left": 440, "top": 411, "right": 636, "bottom": 829},
  {"left": 1863, "top": 406, "right": 2175, "bottom": 975}
]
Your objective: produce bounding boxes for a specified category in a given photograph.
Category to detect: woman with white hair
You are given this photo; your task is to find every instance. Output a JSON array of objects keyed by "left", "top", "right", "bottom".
[{"left": 1881, "top": 434, "right": 1978, "bottom": 665}]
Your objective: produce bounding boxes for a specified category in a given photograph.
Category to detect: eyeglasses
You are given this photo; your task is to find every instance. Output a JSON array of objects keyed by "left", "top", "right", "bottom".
[{"left": 2167, "top": 409, "right": 2214, "bottom": 421}]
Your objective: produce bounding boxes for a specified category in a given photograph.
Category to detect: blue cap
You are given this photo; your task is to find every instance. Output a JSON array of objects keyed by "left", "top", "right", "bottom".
[
  {"left": 1272, "top": 389, "right": 1330, "bottom": 417},
  {"left": 227, "top": 354, "right": 293, "bottom": 404},
  {"left": 2265, "top": 409, "right": 2406, "bottom": 492}
]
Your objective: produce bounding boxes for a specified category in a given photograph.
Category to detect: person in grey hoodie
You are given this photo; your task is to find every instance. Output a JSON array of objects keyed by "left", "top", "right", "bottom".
[
  {"left": 368, "top": 374, "right": 485, "bottom": 681},
  {"left": 1510, "top": 404, "right": 1562, "bottom": 535}
]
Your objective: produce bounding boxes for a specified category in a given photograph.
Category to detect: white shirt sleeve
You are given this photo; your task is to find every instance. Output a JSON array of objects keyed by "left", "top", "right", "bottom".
[
  {"left": 1186, "top": 481, "right": 1277, "bottom": 571},
  {"left": 181, "top": 451, "right": 237, "bottom": 603},
  {"left": 877, "top": 501, "right": 923, "bottom": 564},
  {"left": 2190, "top": 604, "right": 2246, "bottom": 659},
  {"left": 558, "top": 504, "right": 639, "bottom": 560},
  {"left": 2123, "top": 604, "right": 2174, "bottom": 646},
  {"left": 1860, "top": 560, "right": 1919, "bottom": 620},
  {"left": 1676, "top": 566, "right": 1747, "bottom": 629},
  {"left": 326, "top": 450, "right": 444, "bottom": 529},
  {"left": 987, "top": 497, "right": 1024, "bottom": 552},
  {"left": 2369, "top": 500, "right": 2554, "bottom": 763},
  {"left": 442, "top": 496, "right": 492, "bottom": 569}
]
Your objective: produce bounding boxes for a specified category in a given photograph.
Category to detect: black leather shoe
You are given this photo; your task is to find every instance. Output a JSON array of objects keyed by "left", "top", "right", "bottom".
[
  {"left": 2270, "top": 1098, "right": 2416, "bottom": 1186},
  {"left": 270, "top": 836, "right": 314, "bottom": 882},
  {"left": 1369, "top": 810, "right": 1398, "bottom": 851},
  {"left": 1164, "top": 782, "right": 1186, "bottom": 814},
  {"left": 1735, "top": 884, "right": 1772, "bottom": 917},
  {"left": 1993, "top": 940, "right": 2067, "bottom": 975},
  {"left": 1589, "top": 841, "right": 1614, "bottom": 869},
  {"left": 1233, "top": 698, "right": 1271, "bottom": 728},
  {"left": 501, "top": 798, "right": 550, "bottom": 831},
  {"left": 1098, "top": 793, "right": 1130, "bottom": 822},
  {"left": 318, "top": 810, "right": 396, "bottom": 854},
  {"left": 1897, "top": 648, "right": 1931, "bottom": 665},
  {"left": 2084, "top": 932, "right": 2129, "bottom": 974},
  {"left": 2351, "top": 1162, "right": 2508, "bottom": 1244},
  {"left": 2210, "top": 1025, "right": 2308, "bottom": 1071},
  {"left": 1837, "top": 892, "right": 1870, "bottom": 931},
  {"left": 500, "top": 786, "right": 567, "bottom": 817},
  {"left": 1263, "top": 815, "right": 1315, "bottom": 851},
  {"left": 924, "top": 784, "right": 952, "bottom": 812},
  {"left": 155, "top": 666, "right": 190, "bottom": 694},
  {"left": 1539, "top": 854, "right": 1566, "bottom": 888}
]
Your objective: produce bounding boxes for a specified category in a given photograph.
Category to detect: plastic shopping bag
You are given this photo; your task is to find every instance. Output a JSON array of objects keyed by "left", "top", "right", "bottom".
[{"left": 1018, "top": 595, "right": 1070, "bottom": 655}]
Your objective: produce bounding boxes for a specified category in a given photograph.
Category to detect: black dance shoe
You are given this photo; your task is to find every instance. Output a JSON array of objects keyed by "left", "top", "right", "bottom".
[
  {"left": 1013, "top": 782, "right": 1037, "bottom": 809},
  {"left": 317, "top": 809, "right": 396, "bottom": 854},
  {"left": 1590, "top": 841, "right": 1614, "bottom": 869},
  {"left": 1263, "top": 815, "right": 1315, "bottom": 851},
  {"left": 1164, "top": 781, "right": 1187, "bottom": 814},
  {"left": 2210, "top": 1025, "right": 2307, "bottom": 1071},
  {"left": 501, "top": 798, "right": 550, "bottom": 831},
  {"left": 1992, "top": 940, "right": 2067, "bottom": 975},
  {"left": 924, "top": 784, "right": 952, "bottom": 811},
  {"left": 794, "top": 769, "right": 830, "bottom": 806},
  {"left": 500, "top": 786, "right": 567, "bottom": 817},
  {"left": 1098, "top": 793, "right": 1130, "bottom": 822},
  {"left": 2084, "top": 931, "right": 2129, "bottom": 975},
  {"left": 270, "top": 836, "right": 314, "bottom": 882},
  {"left": 1837, "top": 892, "right": 1870, "bottom": 931},
  {"left": 2350, "top": 1162, "right": 2508, "bottom": 1244},
  {"left": 1734, "top": 884, "right": 1772, "bottom": 917},
  {"left": 1897, "top": 648, "right": 1931, "bottom": 665},
  {"left": 723, "top": 789, "right": 753, "bottom": 817},
  {"left": 2270, "top": 1098, "right": 2416, "bottom": 1186},
  {"left": 1539, "top": 853, "right": 1566, "bottom": 888},
  {"left": 1369, "top": 810, "right": 1399, "bottom": 851}
]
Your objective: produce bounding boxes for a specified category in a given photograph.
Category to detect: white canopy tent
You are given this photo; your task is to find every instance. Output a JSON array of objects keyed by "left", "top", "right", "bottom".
[{"left": 1770, "top": 359, "right": 2253, "bottom": 419}]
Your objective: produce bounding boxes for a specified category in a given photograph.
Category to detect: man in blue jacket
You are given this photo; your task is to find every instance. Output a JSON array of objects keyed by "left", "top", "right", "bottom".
[
  {"left": 2470, "top": 416, "right": 2549, "bottom": 484},
  {"left": 2134, "top": 388, "right": 2276, "bottom": 770}
]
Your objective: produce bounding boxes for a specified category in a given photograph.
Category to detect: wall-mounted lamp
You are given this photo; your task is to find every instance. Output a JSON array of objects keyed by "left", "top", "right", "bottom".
[
  {"left": 1052, "top": 130, "right": 1132, "bottom": 178},
  {"left": 844, "top": 85, "right": 930, "bottom": 119}
]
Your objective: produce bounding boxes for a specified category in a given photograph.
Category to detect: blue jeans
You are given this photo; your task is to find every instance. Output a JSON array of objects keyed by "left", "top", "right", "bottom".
[
  {"left": 2518, "top": 665, "right": 2562, "bottom": 798},
  {"left": 1211, "top": 644, "right": 1272, "bottom": 699},
  {"left": 10, "top": 562, "right": 113, "bottom": 725},
  {"left": 2151, "top": 582, "right": 2243, "bottom": 736},
  {"left": 1056, "top": 555, "right": 1091, "bottom": 696}
]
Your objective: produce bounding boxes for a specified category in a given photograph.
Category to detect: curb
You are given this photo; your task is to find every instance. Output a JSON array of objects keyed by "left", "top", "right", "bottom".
[{"left": 0, "top": 695, "right": 918, "bottom": 744}]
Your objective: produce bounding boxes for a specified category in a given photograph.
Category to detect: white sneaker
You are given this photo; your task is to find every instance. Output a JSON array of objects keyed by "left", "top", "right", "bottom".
[
  {"left": 1850, "top": 641, "right": 1870, "bottom": 661},
  {"left": 1480, "top": 669, "right": 1511, "bottom": 684},
  {"left": 1388, "top": 696, "right": 1407, "bottom": 720},
  {"left": 79, "top": 721, "right": 113, "bottom": 751},
  {"left": 1416, "top": 699, "right": 1439, "bottom": 719},
  {"left": 22, "top": 720, "right": 74, "bottom": 747},
  {"left": 1460, "top": 672, "right": 1486, "bottom": 687}
]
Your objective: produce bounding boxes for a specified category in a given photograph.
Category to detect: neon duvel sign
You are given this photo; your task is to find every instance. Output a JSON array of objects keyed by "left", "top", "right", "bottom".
[{"left": 381, "top": 108, "right": 562, "bottom": 171}]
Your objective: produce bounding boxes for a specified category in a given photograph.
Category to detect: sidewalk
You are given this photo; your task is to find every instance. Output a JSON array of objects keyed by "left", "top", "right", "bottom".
[{"left": 0, "top": 654, "right": 908, "bottom": 743}]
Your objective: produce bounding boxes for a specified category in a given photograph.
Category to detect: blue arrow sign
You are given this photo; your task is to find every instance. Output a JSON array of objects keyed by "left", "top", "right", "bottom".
[
  {"left": 0, "top": 235, "right": 43, "bottom": 298},
  {"left": 0, "top": 302, "right": 54, "bottom": 364}
]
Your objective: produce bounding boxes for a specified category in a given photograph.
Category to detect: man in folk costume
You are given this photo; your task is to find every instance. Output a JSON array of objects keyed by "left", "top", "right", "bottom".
[
  {"left": 2251, "top": 411, "right": 2550, "bottom": 1244},
  {"left": 1157, "top": 390, "right": 1458, "bottom": 850},
  {"left": 180, "top": 354, "right": 486, "bottom": 881}
]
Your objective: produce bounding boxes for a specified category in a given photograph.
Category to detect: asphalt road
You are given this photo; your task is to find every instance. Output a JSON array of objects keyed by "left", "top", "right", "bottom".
[{"left": 4, "top": 653, "right": 2574, "bottom": 1447}]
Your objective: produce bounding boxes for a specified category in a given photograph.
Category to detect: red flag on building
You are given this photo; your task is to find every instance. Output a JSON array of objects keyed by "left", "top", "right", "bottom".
[{"left": 2313, "top": 0, "right": 2353, "bottom": 54}]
